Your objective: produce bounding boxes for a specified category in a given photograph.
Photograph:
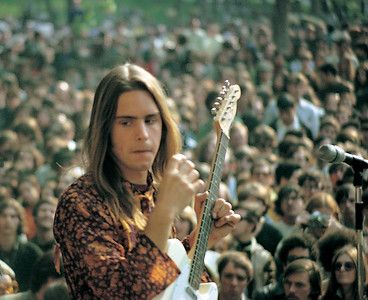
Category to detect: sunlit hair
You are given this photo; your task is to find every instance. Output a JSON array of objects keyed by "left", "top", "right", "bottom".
[
  {"left": 306, "top": 192, "right": 341, "bottom": 220},
  {"left": 322, "top": 245, "right": 365, "bottom": 300},
  {"left": 0, "top": 198, "right": 25, "bottom": 235},
  {"left": 83, "top": 63, "right": 181, "bottom": 232}
]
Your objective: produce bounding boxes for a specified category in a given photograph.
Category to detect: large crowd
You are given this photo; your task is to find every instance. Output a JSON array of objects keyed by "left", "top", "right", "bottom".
[{"left": 0, "top": 4, "right": 368, "bottom": 299}]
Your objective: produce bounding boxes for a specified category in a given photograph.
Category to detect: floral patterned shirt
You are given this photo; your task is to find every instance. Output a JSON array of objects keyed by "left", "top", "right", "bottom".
[{"left": 54, "top": 173, "right": 191, "bottom": 300}]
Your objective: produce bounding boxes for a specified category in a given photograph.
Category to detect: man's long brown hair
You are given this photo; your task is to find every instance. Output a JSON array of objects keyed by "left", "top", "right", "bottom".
[{"left": 83, "top": 63, "right": 181, "bottom": 235}]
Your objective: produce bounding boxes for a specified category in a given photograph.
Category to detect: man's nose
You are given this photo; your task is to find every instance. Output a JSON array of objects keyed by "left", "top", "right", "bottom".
[{"left": 136, "top": 121, "right": 149, "bottom": 140}]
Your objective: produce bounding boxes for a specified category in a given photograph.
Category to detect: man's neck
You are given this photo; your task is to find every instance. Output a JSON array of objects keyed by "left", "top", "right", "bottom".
[
  {"left": 0, "top": 235, "right": 17, "bottom": 252},
  {"left": 35, "top": 228, "right": 54, "bottom": 245},
  {"left": 341, "top": 284, "right": 353, "bottom": 299},
  {"left": 282, "top": 215, "right": 297, "bottom": 225},
  {"left": 124, "top": 171, "right": 148, "bottom": 185},
  {"left": 218, "top": 292, "right": 242, "bottom": 300}
]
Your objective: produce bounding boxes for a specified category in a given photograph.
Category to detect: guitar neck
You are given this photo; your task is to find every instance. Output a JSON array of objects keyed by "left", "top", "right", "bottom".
[{"left": 188, "top": 132, "right": 229, "bottom": 290}]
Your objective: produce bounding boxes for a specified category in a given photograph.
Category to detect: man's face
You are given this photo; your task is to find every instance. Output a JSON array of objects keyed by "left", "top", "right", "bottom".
[
  {"left": 283, "top": 271, "right": 312, "bottom": 300},
  {"left": 36, "top": 203, "right": 57, "bottom": 230},
  {"left": 279, "top": 107, "right": 295, "bottom": 126},
  {"left": 220, "top": 261, "right": 248, "bottom": 299},
  {"left": 111, "top": 90, "right": 162, "bottom": 183},
  {"left": 0, "top": 207, "right": 19, "bottom": 237},
  {"left": 232, "top": 207, "right": 260, "bottom": 241},
  {"left": 280, "top": 191, "right": 305, "bottom": 218}
]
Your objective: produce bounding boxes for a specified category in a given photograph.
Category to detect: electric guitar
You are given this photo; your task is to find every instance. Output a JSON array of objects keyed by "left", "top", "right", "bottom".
[{"left": 153, "top": 81, "right": 241, "bottom": 300}]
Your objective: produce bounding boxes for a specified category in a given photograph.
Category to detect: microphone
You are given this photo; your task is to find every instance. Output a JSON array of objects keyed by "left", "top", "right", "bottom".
[{"left": 318, "top": 144, "right": 368, "bottom": 169}]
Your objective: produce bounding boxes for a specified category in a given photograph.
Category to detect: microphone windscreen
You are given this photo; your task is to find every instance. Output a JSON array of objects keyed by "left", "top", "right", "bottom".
[{"left": 318, "top": 144, "right": 345, "bottom": 163}]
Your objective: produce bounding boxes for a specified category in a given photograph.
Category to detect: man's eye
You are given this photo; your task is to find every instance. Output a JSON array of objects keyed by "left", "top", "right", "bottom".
[
  {"left": 146, "top": 117, "right": 157, "bottom": 124},
  {"left": 120, "top": 120, "right": 131, "bottom": 126}
]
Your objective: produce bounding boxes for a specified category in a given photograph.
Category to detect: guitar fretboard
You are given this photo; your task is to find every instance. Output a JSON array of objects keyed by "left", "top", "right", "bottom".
[{"left": 188, "top": 132, "right": 229, "bottom": 290}]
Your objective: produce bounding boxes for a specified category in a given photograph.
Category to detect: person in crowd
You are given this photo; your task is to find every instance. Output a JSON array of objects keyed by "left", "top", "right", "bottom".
[
  {"left": 43, "top": 279, "right": 70, "bottom": 300},
  {"left": 297, "top": 169, "right": 325, "bottom": 203},
  {"left": 273, "top": 184, "right": 306, "bottom": 238},
  {"left": 317, "top": 227, "right": 358, "bottom": 281},
  {"left": 264, "top": 73, "right": 324, "bottom": 140},
  {"left": 217, "top": 250, "right": 254, "bottom": 300},
  {"left": 334, "top": 183, "right": 356, "bottom": 229},
  {"left": 283, "top": 258, "right": 322, "bottom": 300},
  {"left": 0, "top": 252, "right": 63, "bottom": 300},
  {"left": 236, "top": 181, "right": 283, "bottom": 256},
  {"left": 31, "top": 198, "right": 58, "bottom": 253},
  {"left": 305, "top": 192, "right": 342, "bottom": 236},
  {"left": 254, "top": 232, "right": 317, "bottom": 300},
  {"left": 53, "top": 63, "right": 240, "bottom": 299},
  {"left": 270, "top": 93, "right": 313, "bottom": 142},
  {"left": 0, "top": 199, "right": 42, "bottom": 292},
  {"left": 322, "top": 245, "right": 367, "bottom": 300},
  {"left": 231, "top": 202, "right": 276, "bottom": 297}
]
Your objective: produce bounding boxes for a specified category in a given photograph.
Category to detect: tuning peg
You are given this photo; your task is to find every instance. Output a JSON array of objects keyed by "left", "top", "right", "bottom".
[
  {"left": 224, "top": 80, "right": 230, "bottom": 87},
  {"left": 213, "top": 101, "right": 220, "bottom": 108},
  {"left": 211, "top": 107, "right": 217, "bottom": 115}
]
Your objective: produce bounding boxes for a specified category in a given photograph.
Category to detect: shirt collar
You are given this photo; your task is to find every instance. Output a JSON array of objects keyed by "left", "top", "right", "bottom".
[{"left": 123, "top": 172, "right": 153, "bottom": 194}]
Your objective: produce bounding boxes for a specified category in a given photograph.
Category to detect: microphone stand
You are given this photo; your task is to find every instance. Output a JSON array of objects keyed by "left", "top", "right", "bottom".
[{"left": 352, "top": 165, "right": 366, "bottom": 300}]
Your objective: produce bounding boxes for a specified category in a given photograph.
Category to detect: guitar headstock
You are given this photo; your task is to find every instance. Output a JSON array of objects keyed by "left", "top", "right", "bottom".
[{"left": 211, "top": 80, "right": 241, "bottom": 138}]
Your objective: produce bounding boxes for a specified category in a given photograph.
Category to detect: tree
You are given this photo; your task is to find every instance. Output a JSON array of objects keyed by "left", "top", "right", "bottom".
[{"left": 272, "top": 0, "right": 290, "bottom": 55}]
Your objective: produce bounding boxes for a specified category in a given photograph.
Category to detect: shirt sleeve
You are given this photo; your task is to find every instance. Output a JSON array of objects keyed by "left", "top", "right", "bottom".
[{"left": 54, "top": 189, "right": 180, "bottom": 300}]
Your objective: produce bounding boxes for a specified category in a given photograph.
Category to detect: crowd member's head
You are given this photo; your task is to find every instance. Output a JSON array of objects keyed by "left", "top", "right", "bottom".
[
  {"left": 43, "top": 279, "right": 70, "bottom": 300},
  {"left": 334, "top": 183, "right": 355, "bottom": 228},
  {"left": 322, "top": 245, "right": 364, "bottom": 300},
  {"left": 306, "top": 192, "right": 340, "bottom": 222},
  {"left": 318, "top": 63, "right": 338, "bottom": 86},
  {"left": 274, "top": 160, "right": 301, "bottom": 187},
  {"left": 317, "top": 227, "right": 357, "bottom": 273},
  {"left": 276, "top": 233, "right": 317, "bottom": 274},
  {"left": 29, "top": 252, "right": 63, "bottom": 299},
  {"left": 0, "top": 130, "right": 18, "bottom": 169},
  {"left": 32, "top": 197, "right": 58, "bottom": 252},
  {"left": 251, "top": 124, "right": 277, "bottom": 153},
  {"left": 217, "top": 250, "right": 253, "bottom": 300},
  {"left": 237, "top": 181, "right": 271, "bottom": 217},
  {"left": 233, "top": 146, "right": 257, "bottom": 178},
  {"left": 283, "top": 258, "right": 322, "bottom": 300},
  {"left": 323, "top": 92, "right": 340, "bottom": 115},
  {"left": 250, "top": 158, "right": 274, "bottom": 188},
  {"left": 0, "top": 198, "right": 25, "bottom": 238},
  {"left": 297, "top": 169, "right": 325, "bottom": 202},
  {"left": 229, "top": 120, "right": 248, "bottom": 153},
  {"left": 318, "top": 115, "right": 340, "bottom": 143},
  {"left": 277, "top": 93, "right": 296, "bottom": 127},
  {"left": 328, "top": 163, "right": 348, "bottom": 189},
  {"left": 285, "top": 73, "right": 309, "bottom": 101},
  {"left": 274, "top": 184, "right": 305, "bottom": 224}
]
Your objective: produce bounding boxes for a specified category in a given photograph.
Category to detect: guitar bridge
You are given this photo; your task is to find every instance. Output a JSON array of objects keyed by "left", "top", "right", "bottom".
[{"left": 185, "top": 286, "right": 197, "bottom": 300}]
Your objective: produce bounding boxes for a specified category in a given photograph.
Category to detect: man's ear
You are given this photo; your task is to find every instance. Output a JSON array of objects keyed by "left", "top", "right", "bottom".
[{"left": 253, "top": 216, "right": 265, "bottom": 235}]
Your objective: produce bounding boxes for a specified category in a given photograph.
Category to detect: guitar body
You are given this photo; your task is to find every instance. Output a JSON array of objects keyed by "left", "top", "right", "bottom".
[{"left": 153, "top": 239, "right": 218, "bottom": 300}]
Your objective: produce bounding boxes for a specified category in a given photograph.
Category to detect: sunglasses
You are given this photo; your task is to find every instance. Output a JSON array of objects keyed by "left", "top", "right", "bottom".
[{"left": 335, "top": 261, "right": 355, "bottom": 272}]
